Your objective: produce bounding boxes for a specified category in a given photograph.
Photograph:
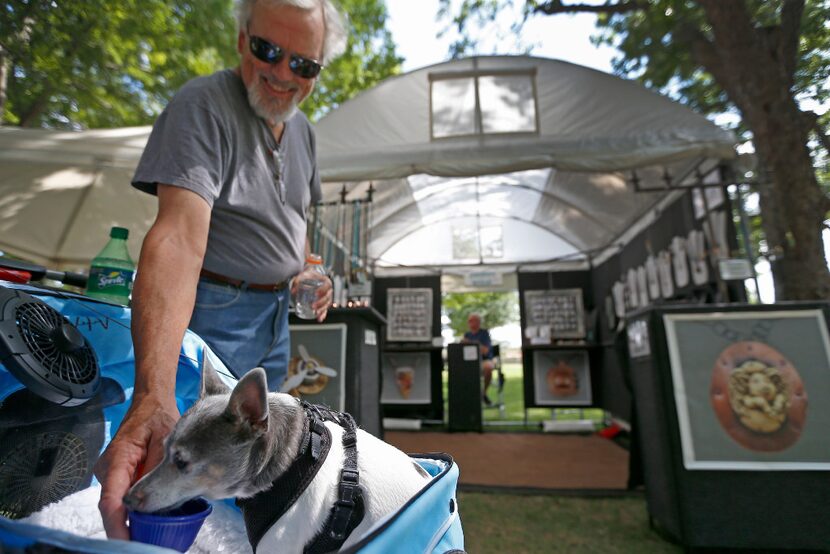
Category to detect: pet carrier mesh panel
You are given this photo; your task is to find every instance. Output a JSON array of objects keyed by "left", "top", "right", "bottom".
[{"left": 0, "top": 283, "right": 230, "bottom": 523}]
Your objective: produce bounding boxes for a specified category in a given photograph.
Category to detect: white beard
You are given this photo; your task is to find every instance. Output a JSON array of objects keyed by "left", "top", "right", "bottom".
[{"left": 247, "top": 73, "right": 301, "bottom": 126}]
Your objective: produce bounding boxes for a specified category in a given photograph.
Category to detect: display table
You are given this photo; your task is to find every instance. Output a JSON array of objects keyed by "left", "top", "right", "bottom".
[
  {"left": 626, "top": 302, "right": 830, "bottom": 550},
  {"left": 290, "top": 307, "right": 385, "bottom": 437}
]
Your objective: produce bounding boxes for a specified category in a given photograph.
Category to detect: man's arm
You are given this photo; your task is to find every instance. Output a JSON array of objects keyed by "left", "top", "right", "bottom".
[
  {"left": 480, "top": 330, "right": 493, "bottom": 357},
  {"left": 95, "top": 185, "right": 210, "bottom": 539},
  {"left": 131, "top": 185, "right": 210, "bottom": 403}
]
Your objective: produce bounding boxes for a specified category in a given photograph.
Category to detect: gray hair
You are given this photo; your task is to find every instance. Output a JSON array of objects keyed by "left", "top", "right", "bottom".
[{"left": 235, "top": 0, "right": 348, "bottom": 65}]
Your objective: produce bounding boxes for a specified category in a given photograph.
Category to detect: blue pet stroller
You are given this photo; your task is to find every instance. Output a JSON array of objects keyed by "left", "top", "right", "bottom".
[{"left": 0, "top": 280, "right": 465, "bottom": 553}]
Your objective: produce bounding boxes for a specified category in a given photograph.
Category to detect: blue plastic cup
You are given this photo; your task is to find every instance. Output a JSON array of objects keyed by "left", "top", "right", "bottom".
[{"left": 128, "top": 497, "right": 213, "bottom": 552}]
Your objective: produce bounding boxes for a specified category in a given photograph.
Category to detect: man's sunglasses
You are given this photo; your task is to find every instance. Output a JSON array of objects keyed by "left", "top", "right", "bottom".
[{"left": 248, "top": 33, "right": 323, "bottom": 79}]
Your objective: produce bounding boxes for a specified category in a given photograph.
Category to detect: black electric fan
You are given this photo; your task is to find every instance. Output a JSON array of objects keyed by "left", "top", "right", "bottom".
[
  {"left": 0, "top": 286, "right": 100, "bottom": 406},
  {"left": 0, "top": 285, "right": 118, "bottom": 519}
]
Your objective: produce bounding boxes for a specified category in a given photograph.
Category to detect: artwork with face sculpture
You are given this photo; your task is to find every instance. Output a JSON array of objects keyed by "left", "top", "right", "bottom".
[
  {"left": 547, "top": 360, "right": 579, "bottom": 397},
  {"left": 710, "top": 341, "right": 807, "bottom": 452},
  {"left": 532, "top": 350, "right": 592, "bottom": 406},
  {"left": 729, "top": 361, "right": 789, "bottom": 433}
]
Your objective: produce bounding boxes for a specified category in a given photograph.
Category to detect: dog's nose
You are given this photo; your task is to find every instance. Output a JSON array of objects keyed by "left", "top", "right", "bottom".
[{"left": 123, "top": 491, "right": 143, "bottom": 511}]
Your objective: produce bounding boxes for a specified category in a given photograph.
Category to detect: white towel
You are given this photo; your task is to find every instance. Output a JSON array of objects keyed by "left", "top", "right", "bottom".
[{"left": 21, "top": 485, "right": 252, "bottom": 554}]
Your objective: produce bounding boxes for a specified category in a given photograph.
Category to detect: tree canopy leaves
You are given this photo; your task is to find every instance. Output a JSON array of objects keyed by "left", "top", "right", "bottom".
[
  {"left": 443, "top": 291, "right": 519, "bottom": 338},
  {"left": 1, "top": 0, "right": 401, "bottom": 128},
  {"left": 1, "top": 0, "right": 239, "bottom": 128},
  {"left": 303, "top": 0, "right": 403, "bottom": 120}
]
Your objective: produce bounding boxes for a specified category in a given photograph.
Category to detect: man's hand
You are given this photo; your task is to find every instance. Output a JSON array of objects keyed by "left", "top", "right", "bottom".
[
  {"left": 291, "top": 269, "right": 333, "bottom": 322},
  {"left": 313, "top": 275, "right": 333, "bottom": 322},
  {"left": 94, "top": 394, "right": 179, "bottom": 539}
]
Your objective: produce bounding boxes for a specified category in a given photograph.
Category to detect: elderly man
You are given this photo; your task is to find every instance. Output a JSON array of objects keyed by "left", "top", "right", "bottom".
[
  {"left": 462, "top": 313, "right": 496, "bottom": 406},
  {"left": 94, "top": 0, "right": 346, "bottom": 538}
]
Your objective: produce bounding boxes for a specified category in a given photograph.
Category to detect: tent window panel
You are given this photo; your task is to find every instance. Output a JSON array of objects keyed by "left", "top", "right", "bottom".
[
  {"left": 452, "top": 225, "right": 478, "bottom": 260},
  {"left": 431, "top": 78, "right": 476, "bottom": 138},
  {"left": 480, "top": 225, "right": 504, "bottom": 258},
  {"left": 479, "top": 75, "right": 537, "bottom": 134},
  {"left": 451, "top": 224, "right": 504, "bottom": 260}
]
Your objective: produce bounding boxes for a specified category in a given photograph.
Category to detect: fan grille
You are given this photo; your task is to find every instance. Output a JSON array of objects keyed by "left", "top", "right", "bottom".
[
  {"left": 0, "top": 431, "right": 89, "bottom": 519},
  {"left": 16, "top": 302, "right": 97, "bottom": 385}
]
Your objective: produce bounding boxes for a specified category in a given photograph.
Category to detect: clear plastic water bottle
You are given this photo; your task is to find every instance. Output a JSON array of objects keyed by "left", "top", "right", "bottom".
[
  {"left": 294, "top": 253, "right": 326, "bottom": 319},
  {"left": 85, "top": 226, "right": 136, "bottom": 305}
]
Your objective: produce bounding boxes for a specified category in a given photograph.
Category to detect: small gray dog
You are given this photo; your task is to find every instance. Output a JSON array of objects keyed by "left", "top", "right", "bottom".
[{"left": 125, "top": 359, "right": 430, "bottom": 553}]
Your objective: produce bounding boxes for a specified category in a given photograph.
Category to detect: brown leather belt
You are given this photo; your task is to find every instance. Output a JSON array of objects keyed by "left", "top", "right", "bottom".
[{"left": 200, "top": 269, "right": 288, "bottom": 292}]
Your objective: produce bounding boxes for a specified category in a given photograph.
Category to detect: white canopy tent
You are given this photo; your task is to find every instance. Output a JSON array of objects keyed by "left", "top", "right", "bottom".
[
  {"left": 0, "top": 126, "right": 154, "bottom": 268},
  {"left": 314, "top": 55, "right": 737, "bottom": 277},
  {"left": 0, "top": 55, "right": 736, "bottom": 278}
]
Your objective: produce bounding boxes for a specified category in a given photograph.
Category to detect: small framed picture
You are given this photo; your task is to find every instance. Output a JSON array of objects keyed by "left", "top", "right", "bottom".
[
  {"left": 532, "top": 349, "right": 592, "bottom": 406},
  {"left": 381, "top": 351, "right": 432, "bottom": 404},
  {"left": 386, "top": 288, "right": 433, "bottom": 342},
  {"left": 286, "top": 324, "right": 347, "bottom": 411}
]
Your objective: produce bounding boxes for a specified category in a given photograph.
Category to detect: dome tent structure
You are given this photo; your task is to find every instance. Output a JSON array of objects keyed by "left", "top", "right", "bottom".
[
  {"left": 313, "top": 55, "right": 737, "bottom": 279},
  {"left": 0, "top": 55, "right": 737, "bottom": 279}
]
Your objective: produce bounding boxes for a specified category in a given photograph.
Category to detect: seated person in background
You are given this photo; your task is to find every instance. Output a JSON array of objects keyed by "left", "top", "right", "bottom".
[{"left": 462, "top": 313, "right": 495, "bottom": 406}]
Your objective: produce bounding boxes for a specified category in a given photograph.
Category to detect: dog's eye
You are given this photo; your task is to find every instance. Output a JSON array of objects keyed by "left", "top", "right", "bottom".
[{"left": 173, "top": 452, "right": 189, "bottom": 471}]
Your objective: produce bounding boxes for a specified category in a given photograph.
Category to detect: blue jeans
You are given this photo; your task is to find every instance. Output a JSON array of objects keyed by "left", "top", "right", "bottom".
[{"left": 189, "top": 278, "right": 290, "bottom": 391}]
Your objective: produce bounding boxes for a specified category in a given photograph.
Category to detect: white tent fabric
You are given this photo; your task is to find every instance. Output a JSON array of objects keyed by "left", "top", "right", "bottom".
[
  {"left": 314, "top": 55, "right": 736, "bottom": 271},
  {"left": 0, "top": 126, "right": 154, "bottom": 268},
  {"left": 0, "top": 55, "right": 736, "bottom": 275},
  {"left": 316, "top": 55, "right": 735, "bottom": 181}
]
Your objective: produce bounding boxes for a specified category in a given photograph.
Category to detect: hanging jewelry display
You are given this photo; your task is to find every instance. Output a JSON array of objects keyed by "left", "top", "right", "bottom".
[
  {"left": 636, "top": 265, "right": 649, "bottom": 308},
  {"left": 703, "top": 210, "right": 728, "bottom": 260},
  {"left": 670, "top": 236, "right": 690, "bottom": 288},
  {"left": 604, "top": 293, "right": 617, "bottom": 331},
  {"left": 686, "top": 229, "right": 709, "bottom": 286},
  {"left": 657, "top": 250, "right": 674, "bottom": 299},
  {"left": 612, "top": 280, "right": 626, "bottom": 320},
  {"left": 646, "top": 255, "right": 660, "bottom": 300},
  {"left": 626, "top": 268, "right": 639, "bottom": 310}
]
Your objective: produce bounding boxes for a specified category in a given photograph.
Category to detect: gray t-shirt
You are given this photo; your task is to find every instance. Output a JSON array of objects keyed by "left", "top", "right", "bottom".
[{"left": 132, "top": 69, "right": 321, "bottom": 283}]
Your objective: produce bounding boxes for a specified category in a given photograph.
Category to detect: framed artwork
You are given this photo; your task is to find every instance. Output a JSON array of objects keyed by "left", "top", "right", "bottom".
[
  {"left": 524, "top": 289, "right": 585, "bottom": 339},
  {"left": 286, "top": 324, "right": 347, "bottom": 411},
  {"left": 532, "top": 349, "right": 592, "bottom": 406},
  {"left": 386, "top": 288, "right": 433, "bottom": 342},
  {"left": 664, "top": 310, "right": 830, "bottom": 470},
  {"left": 380, "top": 351, "right": 432, "bottom": 404}
]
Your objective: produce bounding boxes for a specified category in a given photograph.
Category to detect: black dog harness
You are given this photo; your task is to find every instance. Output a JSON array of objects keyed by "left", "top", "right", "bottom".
[{"left": 237, "top": 402, "right": 365, "bottom": 553}]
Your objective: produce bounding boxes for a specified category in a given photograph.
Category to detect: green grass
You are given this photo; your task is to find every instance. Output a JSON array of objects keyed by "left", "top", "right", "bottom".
[
  {"left": 437, "top": 363, "right": 684, "bottom": 552},
  {"left": 458, "top": 491, "right": 682, "bottom": 554}
]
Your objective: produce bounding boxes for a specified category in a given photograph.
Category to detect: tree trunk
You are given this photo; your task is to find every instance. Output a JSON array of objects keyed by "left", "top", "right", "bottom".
[
  {"left": 696, "top": 0, "right": 830, "bottom": 300},
  {"left": 753, "top": 107, "right": 830, "bottom": 300}
]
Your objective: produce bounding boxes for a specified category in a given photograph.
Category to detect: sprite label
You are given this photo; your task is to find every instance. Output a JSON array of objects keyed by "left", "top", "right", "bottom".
[{"left": 88, "top": 266, "right": 134, "bottom": 296}]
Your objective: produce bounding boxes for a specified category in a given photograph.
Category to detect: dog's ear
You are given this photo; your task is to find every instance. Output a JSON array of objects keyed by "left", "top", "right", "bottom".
[
  {"left": 200, "top": 351, "right": 232, "bottom": 398},
  {"left": 226, "top": 367, "right": 269, "bottom": 432}
]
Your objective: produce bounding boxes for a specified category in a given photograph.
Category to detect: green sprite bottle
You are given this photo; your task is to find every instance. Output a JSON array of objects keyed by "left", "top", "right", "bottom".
[{"left": 85, "top": 226, "right": 136, "bottom": 305}]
